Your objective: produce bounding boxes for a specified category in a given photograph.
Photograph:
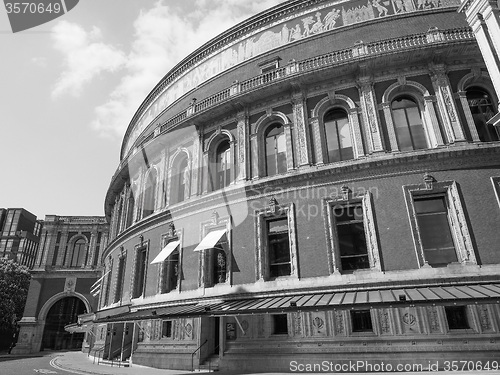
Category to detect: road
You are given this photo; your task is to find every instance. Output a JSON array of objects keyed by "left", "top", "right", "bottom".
[{"left": 0, "top": 352, "right": 75, "bottom": 375}]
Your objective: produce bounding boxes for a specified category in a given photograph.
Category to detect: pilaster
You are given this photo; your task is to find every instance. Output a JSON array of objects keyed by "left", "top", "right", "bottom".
[
  {"left": 236, "top": 111, "right": 250, "bottom": 181},
  {"left": 381, "top": 102, "right": 399, "bottom": 151},
  {"left": 309, "top": 117, "right": 324, "bottom": 164},
  {"left": 357, "top": 78, "right": 384, "bottom": 153},
  {"left": 424, "top": 95, "right": 445, "bottom": 147},
  {"left": 291, "top": 93, "right": 312, "bottom": 167},
  {"left": 457, "top": 90, "right": 481, "bottom": 141},
  {"left": 429, "top": 64, "right": 466, "bottom": 143}
]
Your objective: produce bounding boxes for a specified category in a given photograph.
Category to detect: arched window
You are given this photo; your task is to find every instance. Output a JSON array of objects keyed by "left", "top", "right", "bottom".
[
  {"left": 323, "top": 109, "right": 353, "bottom": 162},
  {"left": 171, "top": 155, "right": 189, "bottom": 204},
  {"left": 391, "top": 96, "right": 427, "bottom": 151},
  {"left": 265, "top": 123, "right": 287, "bottom": 176},
  {"left": 466, "top": 87, "right": 499, "bottom": 142},
  {"left": 125, "top": 192, "right": 135, "bottom": 229},
  {"left": 142, "top": 169, "right": 157, "bottom": 218},
  {"left": 71, "top": 238, "right": 86, "bottom": 267},
  {"left": 114, "top": 198, "right": 123, "bottom": 235},
  {"left": 214, "top": 140, "right": 232, "bottom": 190}
]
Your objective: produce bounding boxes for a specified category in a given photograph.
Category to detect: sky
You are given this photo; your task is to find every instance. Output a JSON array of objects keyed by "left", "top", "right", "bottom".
[{"left": 0, "top": 0, "right": 286, "bottom": 220}]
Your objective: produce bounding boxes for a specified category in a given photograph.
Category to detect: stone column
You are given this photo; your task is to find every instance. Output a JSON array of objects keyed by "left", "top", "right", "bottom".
[
  {"left": 284, "top": 122, "right": 295, "bottom": 171},
  {"left": 291, "top": 93, "right": 312, "bottom": 167},
  {"left": 236, "top": 111, "right": 250, "bottom": 181},
  {"left": 250, "top": 133, "right": 260, "bottom": 178},
  {"left": 191, "top": 127, "right": 202, "bottom": 197},
  {"left": 381, "top": 102, "right": 399, "bottom": 151},
  {"left": 229, "top": 140, "right": 237, "bottom": 183},
  {"left": 87, "top": 231, "right": 97, "bottom": 267},
  {"left": 58, "top": 231, "right": 69, "bottom": 267},
  {"left": 358, "top": 78, "right": 385, "bottom": 153},
  {"left": 460, "top": 0, "right": 500, "bottom": 101},
  {"left": 349, "top": 108, "right": 365, "bottom": 158},
  {"left": 309, "top": 117, "right": 324, "bottom": 165},
  {"left": 202, "top": 151, "right": 209, "bottom": 194},
  {"left": 457, "top": 90, "right": 481, "bottom": 141}
]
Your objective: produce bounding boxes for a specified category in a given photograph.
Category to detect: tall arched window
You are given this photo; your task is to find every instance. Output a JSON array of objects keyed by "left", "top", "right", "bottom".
[
  {"left": 265, "top": 123, "right": 287, "bottom": 176},
  {"left": 466, "top": 87, "right": 499, "bottom": 142},
  {"left": 323, "top": 109, "right": 353, "bottom": 162},
  {"left": 391, "top": 96, "right": 427, "bottom": 151},
  {"left": 142, "top": 169, "right": 157, "bottom": 218},
  {"left": 214, "top": 140, "right": 232, "bottom": 190},
  {"left": 171, "top": 155, "right": 189, "bottom": 204},
  {"left": 71, "top": 238, "right": 86, "bottom": 267}
]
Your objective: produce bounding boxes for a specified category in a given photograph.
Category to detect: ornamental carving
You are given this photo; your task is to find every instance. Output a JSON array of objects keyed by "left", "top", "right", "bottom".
[
  {"left": 334, "top": 310, "right": 344, "bottom": 335},
  {"left": 426, "top": 306, "right": 440, "bottom": 333},
  {"left": 478, "top": 306, "right": 491, "bottom": 331},
  {"left": 292, "top": 313, "right": 302, "bottom": 336},
  {"left": 379, "top": 310, "right": 391, "bottom": 334}
]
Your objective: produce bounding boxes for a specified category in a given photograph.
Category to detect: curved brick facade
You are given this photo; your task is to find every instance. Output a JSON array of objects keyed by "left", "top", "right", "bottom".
[{"left": 97, "top": 0, "right": 500, "bottom": 370}]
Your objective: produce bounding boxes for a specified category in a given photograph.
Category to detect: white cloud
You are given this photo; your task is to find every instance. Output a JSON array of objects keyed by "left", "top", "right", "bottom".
[
  {"left": 51, "top": 21, "right": 126, "bottom": 98},
  {"left": 90, "top": 0, "right": 286, "bottom": 139}
]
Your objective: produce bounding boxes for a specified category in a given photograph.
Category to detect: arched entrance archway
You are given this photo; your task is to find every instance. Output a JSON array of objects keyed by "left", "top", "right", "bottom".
[{"left": 41, "top": 296, "right": 86, "bottom": 350}]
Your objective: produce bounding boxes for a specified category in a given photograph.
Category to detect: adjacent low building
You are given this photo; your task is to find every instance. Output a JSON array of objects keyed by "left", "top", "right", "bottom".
[
  {"left": 93, "top": 0, "right": 500, "bottom": 371},
  {"left": 13, "top": 215, "right": 108, "bottom": 354}
]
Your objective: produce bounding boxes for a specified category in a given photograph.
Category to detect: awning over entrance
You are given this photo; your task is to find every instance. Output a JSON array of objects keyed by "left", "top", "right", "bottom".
[
  {"left": 93, "top": 283, "right": 500, "bottom": 323},
  {"left": 151, "top": 240, "right": 180, "bottom": 264},
  {"left": 193, "top": 229, "right": 226, "bottom": 251}
]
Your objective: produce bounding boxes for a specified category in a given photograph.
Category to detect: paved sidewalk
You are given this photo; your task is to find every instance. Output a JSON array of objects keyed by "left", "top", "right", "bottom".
[{"left": 51, "top": 351, "right": 194, "bottom": 375}]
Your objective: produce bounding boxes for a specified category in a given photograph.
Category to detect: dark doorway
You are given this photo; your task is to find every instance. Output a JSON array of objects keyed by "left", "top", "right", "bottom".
[{"left": 42, "top": 297, "right": 86, "bottom": 350}]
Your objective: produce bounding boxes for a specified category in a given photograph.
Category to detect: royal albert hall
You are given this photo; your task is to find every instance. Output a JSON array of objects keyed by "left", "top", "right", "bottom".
[{"left": 91, "top": 0, "right": 500, "bottom": 371}]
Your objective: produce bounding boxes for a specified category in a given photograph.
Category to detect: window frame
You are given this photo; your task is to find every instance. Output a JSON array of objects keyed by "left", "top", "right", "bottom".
[
  {"left": 323, "top": 191, "right": 381, "bottom": 274},
  {"left": 323, "top": 108, "right": 355, "bottom": 163},
  {"left": 131, "top": 241, "right": 149, "bottom": 299},
  {"left": 113, "top": 249, "right": 127, "bottom": 304},
  {"left": 403, "top": 178, "right": 476, "bottom": 267},
  {"left": 255, "top": 202, "right": 299, "bottom": 281},
  {"left": 264, "top": 123, "right": 287, "bottom": 177},
  {"left": 198, "top": 216, "right": 232, "bottom": 288},
  {"left": 158, "top": 228, "right": 183, "bottom": 294},
  {"left": 444, "top": 305, "right": 470, "bottom": 331},
  {"left": 350, "top": 309, "right": 374, "bottom": 333},
  {"left": 271, "top": 314, "right": 289, "bottom": 335},
  {"left": 142, "top": 168, "right": 158, "bottom": 219},
  {"left": 390, "top": 95, "right": 428, "bottom": 151}
]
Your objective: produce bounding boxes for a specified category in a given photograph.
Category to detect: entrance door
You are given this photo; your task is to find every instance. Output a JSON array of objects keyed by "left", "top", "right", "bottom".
[{"left": 42, "top": 297, "right": 86, "bottom": 350}]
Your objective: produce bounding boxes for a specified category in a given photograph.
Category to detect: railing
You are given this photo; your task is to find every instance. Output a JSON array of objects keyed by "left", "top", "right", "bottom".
[
  {"left": 191, "top": 339, "right": 208, "bottom": 372},
  {"left": 110, "top": 343, "right": 132, "bottom": 367},
  {"left": 112, "top": 26, "right": 475, "bottom": 186},
  {"left": 90, "top": 345, "right": 107, "bottom": 365}
]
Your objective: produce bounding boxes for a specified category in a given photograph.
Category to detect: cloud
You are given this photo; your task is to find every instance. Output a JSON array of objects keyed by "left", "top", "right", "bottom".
[
  {"left": 51, "top": 21, "right": 126, "bottom": 98},
  {"left": 90, "top": 0, "right": 286, "bottom": 140}
]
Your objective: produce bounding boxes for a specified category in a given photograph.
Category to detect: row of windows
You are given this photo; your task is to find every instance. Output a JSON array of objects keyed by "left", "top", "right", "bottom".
[
  {"left": 110, "top": 85, "right": 499, "bottom": 240},
  {"left": 151, "top": 305, "right": 469, "bottom": 341},
  {"left": 104, "top": 176, "right": 483, "bottom": 307}
]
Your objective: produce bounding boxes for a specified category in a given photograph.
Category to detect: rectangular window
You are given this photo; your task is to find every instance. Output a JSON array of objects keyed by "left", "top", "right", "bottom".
[
  {"left": 267, "top": 218, "right": 291, "bottom": 278},
  {"left": 414, "top": 196, "right": 457, "bottom": 266},
  {"left": 133, "top": 246, "right": 147, "bottom": 299},
  {"left": 114, "top": 257, "right": 126, "bottom": 303},
  {"left": 272, "top": 314, "right": 288, "bottom": 335},
  {"left": 161, "top": 250, "right": 179, "bottom": 293},
  {"left": 162, "top": 320, "right": 173, "bottom": 338},
  {"left": 351, "top": 310, "right": 373, "bottom": 332},
  {"left": 334, "top": 204, "right": 369, "bottom": 271},
  {"left": 445, "top": 306, "right": 469, "bottom": 330}
]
